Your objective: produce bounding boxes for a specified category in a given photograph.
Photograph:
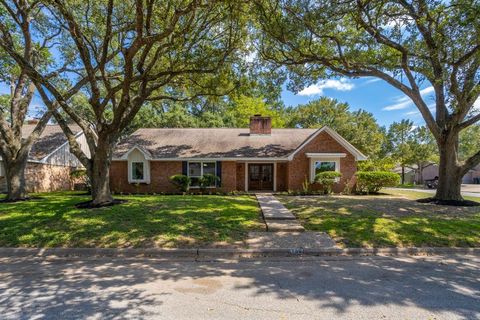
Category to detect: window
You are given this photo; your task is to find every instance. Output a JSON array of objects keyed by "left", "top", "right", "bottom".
[
  {"left": 310, "top": 158, "right": 340, "bottom": 182},
  {"left": 314, "top": 161, "right": 336, "bottom": 175},
  {"left": 131, "top": 162, "right": 145, "bottom": 181},
  {"left": 188, "top": 161, "right": 217, "bottom": 187}
]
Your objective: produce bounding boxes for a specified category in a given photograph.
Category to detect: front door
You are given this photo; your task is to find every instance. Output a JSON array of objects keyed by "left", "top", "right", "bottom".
[{"left": 248, "top": 164, "right": 274, "bottom": 191}]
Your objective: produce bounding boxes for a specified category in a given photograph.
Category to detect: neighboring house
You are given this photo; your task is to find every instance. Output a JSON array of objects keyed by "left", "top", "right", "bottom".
[
  {"left": 110, "top": 115, "right": 367, "bottom": 193},
  {"left": 394, "top": 163, "right": 480, "bottom": 185},
  {"left": 0, "top": 124, "right": 89, "bottom": 193}
]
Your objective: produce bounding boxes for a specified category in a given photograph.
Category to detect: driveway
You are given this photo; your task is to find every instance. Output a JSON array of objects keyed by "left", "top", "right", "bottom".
[{"left": 1, "top": 255, "right": 479, "bottom": 319}]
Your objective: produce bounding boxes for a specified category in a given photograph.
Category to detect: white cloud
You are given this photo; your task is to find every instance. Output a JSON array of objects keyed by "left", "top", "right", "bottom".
[
  {"left": 364, "top": 77, "right": 382, "bottom": 85},
  {"left": 298, "top": 78, "right": 354, "bottom": 96},
  {"left": 383, "top": 86, "right": 435, "bottom": 111}
]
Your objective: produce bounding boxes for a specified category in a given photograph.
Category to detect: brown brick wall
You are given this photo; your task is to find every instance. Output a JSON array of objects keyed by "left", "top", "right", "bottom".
[
  {"left": 276, "top": 162, "right": 288, "bottom": 191},
  {"left": 110, "top": 161, "right": 182, "bottom": 193},
  {"left": 110, "top": 160, "right": 239, "bottom": 193},
  {"left": 25, "top": 163, "right": 73, "bottom": 192},
  {"left": 219, "top": 161, "right": 236, "bottom": 192},
  {"left": 236, "top": 163, "right": 245, "bottom": 191},
  {"left": 287, "top": 131, "right": 357, "bottom": 193}
]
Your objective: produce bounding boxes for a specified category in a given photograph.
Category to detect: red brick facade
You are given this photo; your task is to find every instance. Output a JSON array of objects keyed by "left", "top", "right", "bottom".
[
  {"left": 109, "top": 130, "right": 359, "bottom": 194},
  {"left": 286, "top": 131, "right": 357, "bottom": 193}
]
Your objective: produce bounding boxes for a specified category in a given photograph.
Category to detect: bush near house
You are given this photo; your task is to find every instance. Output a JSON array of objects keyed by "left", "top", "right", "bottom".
[
  {"left": 356, "top": 171, "right": 400, "bottom": 194},
  {"left": 315, "top": 171, "right": 342, "bottom": 195},
  {"left": 199, "top": 174, "right": 220, "bottom": 192},
  {"left": 170, "top": 174, "right": 191, "bottom": 193}
]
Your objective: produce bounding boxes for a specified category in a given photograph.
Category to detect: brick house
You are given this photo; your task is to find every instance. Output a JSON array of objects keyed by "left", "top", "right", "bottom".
[
  {"left": 110, "top": 115, "right": 367, "bottom": 193},
  {"left": 0, "top": 125, "right": 89, "bottom": 193}
]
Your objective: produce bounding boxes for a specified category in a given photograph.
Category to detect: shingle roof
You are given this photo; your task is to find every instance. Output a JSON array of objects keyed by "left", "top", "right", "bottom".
[
  {"left": 113, "top": 128, "right": 319, "bottom": 159},
  {"left": 23, "top": 124, "right": 82, "bottom": 161}
]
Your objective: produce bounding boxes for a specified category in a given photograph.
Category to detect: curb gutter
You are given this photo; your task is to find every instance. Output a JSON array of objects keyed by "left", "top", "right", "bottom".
[{"left": 0, "top": 247, "right": 479, "bottom": 259}]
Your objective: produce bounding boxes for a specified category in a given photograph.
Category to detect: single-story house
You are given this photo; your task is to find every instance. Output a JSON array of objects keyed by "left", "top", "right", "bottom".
[
  {"left": 394, "top": 163, "right": 480, "bottom": 185},
  {"left": 0, "top": 124, "right": 89, "bottom": 193},
  {"left": 110, "top": 115, "right": 367, "bottom": 193}
]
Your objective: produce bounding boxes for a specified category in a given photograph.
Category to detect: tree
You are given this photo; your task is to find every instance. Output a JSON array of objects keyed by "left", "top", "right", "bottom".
[
  {"left": 459, "top": 124, "right": 480, "bottom": 161},
  {"left": 0, "top": 0, "right": 246, "bottom": 206},
  {"left": 406, "top": 126, "right": 438, "bottom": 184},
  {"left": 256, "top": 0, "right": 480, "bottom": 202},
  {"left": 386, "top": 120, "right": 415, "bottom": 184},
  {"left": 286, "top": 97, "right": 385, "bottom": 158},
  {"left": 0, "top": 5, "right": 56, "bottom": 201},
  {"left": 228, "top": 94, "right": 286, "bottom": 127}
]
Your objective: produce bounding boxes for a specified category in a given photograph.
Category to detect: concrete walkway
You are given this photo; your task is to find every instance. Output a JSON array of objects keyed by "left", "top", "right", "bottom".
[
  {"left": 252, "top": 194, "right": 339, "bottom": 249},
  {"left": 255, "top": 194, "right": 304, "bottom": 232}
]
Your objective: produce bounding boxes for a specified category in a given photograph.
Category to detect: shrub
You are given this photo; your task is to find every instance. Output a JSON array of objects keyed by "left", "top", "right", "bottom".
[
  {"left": 70, "top": 169, "right": 91, "bottom": 192},
  {"left": 169, "top": 174, "right": 191, "bottom": 193},
  {"left": 355, "top": 171, "right": 400, "bottom": 194},
  {"left": 314, "top": 171, "right": 342, "bottom": 194},
  {"left": 198, "top": 174, "right": 220, "bottom": 192}
]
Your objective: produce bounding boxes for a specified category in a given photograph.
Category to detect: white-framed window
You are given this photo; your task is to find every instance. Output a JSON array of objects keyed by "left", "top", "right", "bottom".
[
  {"left": 188, "top": 161, "right": 216, "bottom": 188},
  {"left": 131, "top": 161, "right": 145, "bottom": 182},
  {"left": 127, "top": 148, "right": 150, "bottom": 184},
  {"left": 310, "top": 158, "right": 341, "bottom": 182}
]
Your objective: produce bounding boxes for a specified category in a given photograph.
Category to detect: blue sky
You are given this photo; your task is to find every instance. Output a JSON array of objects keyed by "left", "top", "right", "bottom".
[{"left": 281, "top": 77, "right": 438, "bottom": 128}]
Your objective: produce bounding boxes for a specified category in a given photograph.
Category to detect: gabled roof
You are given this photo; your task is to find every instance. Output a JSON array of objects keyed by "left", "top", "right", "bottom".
[
  {"left": 0, "top": 124, "right": 82, "bottom": 162},
  {"left": 113, "top": 127, "right": 367, "bottom": 161},
  {"left": 24, "top": 124, "right": 83, "bottom": 161}
]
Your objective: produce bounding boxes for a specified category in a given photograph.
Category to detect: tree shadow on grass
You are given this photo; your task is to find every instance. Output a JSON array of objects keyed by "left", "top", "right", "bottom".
[{"left": 0, "top": 255, "right": 479, "bottom": 319}]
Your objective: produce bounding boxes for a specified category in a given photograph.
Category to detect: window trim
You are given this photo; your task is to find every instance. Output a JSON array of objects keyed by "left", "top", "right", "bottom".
[
  {"left": 187, "top": 161, "right": 217, "bottom": 188},
  {"left": 128, "top": 160, "right": 150, "bottom": 183},
  {"left": 310, "top": 157, "right": 341, "bottom": 183}
]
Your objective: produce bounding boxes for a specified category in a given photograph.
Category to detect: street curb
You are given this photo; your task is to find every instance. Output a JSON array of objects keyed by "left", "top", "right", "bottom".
[{"left": 0, "top": 247, "right": 479, "bottom": 259}]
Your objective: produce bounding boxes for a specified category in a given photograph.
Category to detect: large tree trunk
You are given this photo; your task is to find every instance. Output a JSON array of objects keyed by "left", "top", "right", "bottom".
[
  {"left": 434, "top": 133, "right": 463, "bottom": 201},
  {"left": 4, "top": 155, "right": 29, "bottom": 201},
  {"left": 88, "top": 141, "right": 114, "bottom": 206}
]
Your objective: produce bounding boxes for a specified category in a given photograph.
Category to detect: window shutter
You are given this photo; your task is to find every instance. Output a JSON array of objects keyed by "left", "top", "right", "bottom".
[
  {"left": 216, "top": 161, "right": 222, "bottom": 187},
  {"left": 182, "top": 161, "right": 188, "bottom": 175}
]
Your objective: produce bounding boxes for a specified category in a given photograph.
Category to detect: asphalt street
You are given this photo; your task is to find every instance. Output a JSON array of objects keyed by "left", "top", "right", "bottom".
[{"left": 1, "top": 255, "right": 479, "bottom": 319}]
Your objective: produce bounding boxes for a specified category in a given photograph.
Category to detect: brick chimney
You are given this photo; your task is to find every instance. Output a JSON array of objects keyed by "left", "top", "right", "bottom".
[{"left": 249, "top": 114, "right": 272, "bottom": 135}]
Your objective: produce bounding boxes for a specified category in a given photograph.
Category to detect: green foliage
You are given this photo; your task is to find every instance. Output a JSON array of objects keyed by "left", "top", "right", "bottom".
[
  {"left": 228, "top": 95, "right": 286, "bottom": 127},
  {"left": 314, "top": 171, "right": 342, "bottom": 194},
  {"left": 356, "top": 171, "right": 400, "bottom": 194},
  {"left": 198, "top": 174, "right": 220, "bottom": 192},
  {"left": 459, "top": 125, "right": 480, "bottom": 161},
  {"left": 358, "top": 158, "right": 396, "bottom": 172},
  {"left": 302, "top": 176, "right": 311, "bottom": 193},
  {"left": 169, "top": 175, "right": 191, "bottom": 193},
  {"left": 286, "top": 97, "right": 385, "bottom": 158}
]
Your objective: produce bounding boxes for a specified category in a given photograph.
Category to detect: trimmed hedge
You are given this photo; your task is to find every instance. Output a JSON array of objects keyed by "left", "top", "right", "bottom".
[
  {"left": 314, "top": 171, "right": 342, "bottom": 194},
  {"left": 355, "top": 171, "right": 400, "bottom": 194}
]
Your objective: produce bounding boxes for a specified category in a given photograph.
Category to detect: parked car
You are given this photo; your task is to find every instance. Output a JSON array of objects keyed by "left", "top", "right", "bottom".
[{"left": 424, "top": 176, "right": 439, "bottom": 189}]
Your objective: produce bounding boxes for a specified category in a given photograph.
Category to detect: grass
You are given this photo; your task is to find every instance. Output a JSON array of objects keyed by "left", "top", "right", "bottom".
[
  {"left": 0, "top": 192, "right": 264, "bottom": 248},
  {"left": 383, "top": 188, "right": 480, "bottom": 202},
  {"left": 278, "top": 190, "right": 480, "bottom": 248}
]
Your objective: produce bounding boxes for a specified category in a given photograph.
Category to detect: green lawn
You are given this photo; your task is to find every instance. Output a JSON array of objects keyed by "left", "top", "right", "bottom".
[
  {"left": 0, "top": 192, "right": 264, "bottom": 248},
  {"left": 278, "top": 190, "right": 480, "bottom": 248},
  {"left": 384, "top": 188, "right": 480, "bottom": 202}
]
